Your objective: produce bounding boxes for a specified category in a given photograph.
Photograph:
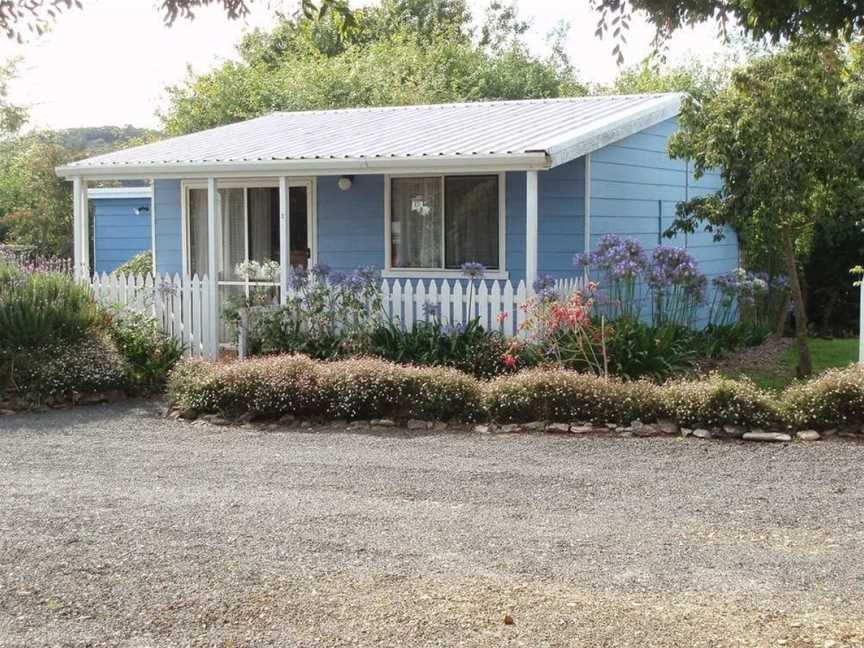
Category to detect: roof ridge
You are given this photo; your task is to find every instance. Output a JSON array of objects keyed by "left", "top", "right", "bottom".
[{"left": 271, "top": 93, "right": 682, "bottom": 118}]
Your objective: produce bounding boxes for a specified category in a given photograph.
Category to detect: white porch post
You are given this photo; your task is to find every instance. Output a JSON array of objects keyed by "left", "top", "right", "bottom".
[
  {"left": 526, "top": 170, "right": 538, "bottom": 291},
  {"left": 72, "top": 177, "right": 89, "bottom": 280},
  {"left": 206, "top": 177, "right": 219, "bottom": 359},
  {"left": 278, "top": 176, "right": 290, "bottom": 304}
]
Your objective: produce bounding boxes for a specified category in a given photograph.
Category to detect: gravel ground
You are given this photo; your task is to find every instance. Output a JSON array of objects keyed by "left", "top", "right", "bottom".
[{"left": 1, "top": 402, "right": 864, "bottom": 647}]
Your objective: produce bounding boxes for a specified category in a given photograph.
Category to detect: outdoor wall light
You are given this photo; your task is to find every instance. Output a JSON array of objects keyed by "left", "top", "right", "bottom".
[
  {"left": 134, "top": 206, "right": 150, "bottom": 216},
  {"left": 338, "top": 176, "right": 353, "bottom": 191}
]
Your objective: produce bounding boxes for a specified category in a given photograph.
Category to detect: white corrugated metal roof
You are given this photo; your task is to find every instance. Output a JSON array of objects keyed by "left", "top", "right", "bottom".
[{"left": 57, "top": 93, "right": 682, "bottom": 178}]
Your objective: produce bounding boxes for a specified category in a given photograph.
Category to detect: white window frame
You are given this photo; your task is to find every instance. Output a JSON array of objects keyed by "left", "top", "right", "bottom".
[
  {"left": 180, "top": 178, "right": 317, "bottom": 290},
  {"left": 383, "top": 171, "right": 507, "bottom": 280}
]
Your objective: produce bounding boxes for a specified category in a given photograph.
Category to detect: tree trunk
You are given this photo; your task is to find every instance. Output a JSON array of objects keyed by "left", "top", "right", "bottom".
[
  {"left": 774, "top": 293, "right": 790, "bottom": 337},
  {"left": 781, "top": 227, "right": 812, "bottom": 376}
]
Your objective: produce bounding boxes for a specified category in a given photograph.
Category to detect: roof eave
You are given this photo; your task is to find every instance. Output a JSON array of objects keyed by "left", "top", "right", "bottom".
[
  {"left": 545, "top": 94, "right": 683, "bottom": 168},
  {"left": 56, "top": 152, "right": 551, "bottom": 180}
]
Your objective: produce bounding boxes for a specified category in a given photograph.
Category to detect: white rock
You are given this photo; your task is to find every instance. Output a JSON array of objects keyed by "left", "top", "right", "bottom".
[
  {"left": 630, "top": 419, "right": 643, "bottom": 430},
  {"left": 722, "top": 424, "right": 746, "bottom": 438},
  {"left": 743, "top": 431, "right": 792, "bottom": 442},
  {"left": 406, "top": 419, "right": 431, "bottom": 430},
  {"left": 523, "top": 421, "right": 545, "bottom": 431},
  {"left": 692, "top": 428, "right": 713, "bottom": 439},
  {"left": 680, "top": 427, "right": 692, "bottom": 437},
  {"left": 371, "top": 418, "right": 395, "bottom": 427},
  {"left": 498, "top": 423, "right": 521, "bottom": 434},
  {"left": 570, "top": 425, "right": 593, "bottom": 434},
  {"left": 545, "top": 422, "right": 571, "bottom": 433},
  {"left": 656, "top": 419, "right": 680, "bottom": 435},
  {"left": 796, "top": 430, "right": 821, "bottom": 441},
  {"left": 473, "top": 424, "right": 490, "bottom": 434},
  {"left": 432, "top": 421, "right": 448, "bottom": 432}
]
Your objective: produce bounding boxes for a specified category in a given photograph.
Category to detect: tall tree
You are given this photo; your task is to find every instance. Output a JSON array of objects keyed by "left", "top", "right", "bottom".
[
  {"left": 0, "top": 58, "right": 26, "bottom": 136},
  {"left": 160, "top": 0, "right": 585, "bottom": 135},
  {"left": 666, "top": 43, "right": 863, "bottom": 376}
]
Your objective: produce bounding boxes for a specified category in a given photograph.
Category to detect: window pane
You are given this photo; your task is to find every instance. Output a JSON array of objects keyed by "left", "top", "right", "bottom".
[
  {"left": 188, "top": 189, "right": 208, "bottom": 277},
  {"left": 248, "top": 187, "right": 280, "bottom": 274},
  {"left": 391, "top": 177, "right": 442, "bottom": 268},
  {"left": 445, "top": 175, "right": 499, "bottom": 270},
  {"left": 219, "top": 188, "right": 245, "bottom": 281}
]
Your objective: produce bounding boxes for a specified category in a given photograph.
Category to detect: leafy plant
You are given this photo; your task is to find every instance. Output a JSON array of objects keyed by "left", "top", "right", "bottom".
[
  {"left": 604, "top": 318, "right": 699, "bottom": 381},
  {"left": 107, "top": 308, "right": 184, "bottom": 392},
  {"left": 114, "top": 251, "right": 153, "bottom": 276}
]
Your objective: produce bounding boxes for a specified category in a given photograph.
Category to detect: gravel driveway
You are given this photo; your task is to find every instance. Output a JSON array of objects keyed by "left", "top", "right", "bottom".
[{"left": 1, "top": 401, "right": 863, "bottom": 647}]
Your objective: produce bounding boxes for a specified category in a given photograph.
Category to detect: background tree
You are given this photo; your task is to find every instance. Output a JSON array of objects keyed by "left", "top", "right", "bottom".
[
  {"left": 666, "top": 43, "right": 864, "bottom": 375},
  {"left": 590, "top": 0, "right": 864, "bottom": 62},
  {"left": 160, "top": 0, "right": 585, "bottom": 135}
]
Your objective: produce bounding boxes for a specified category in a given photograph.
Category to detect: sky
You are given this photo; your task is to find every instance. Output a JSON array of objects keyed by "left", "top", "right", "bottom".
[{"left": 0, "top": 0, "right": 728, "bottom": 131}]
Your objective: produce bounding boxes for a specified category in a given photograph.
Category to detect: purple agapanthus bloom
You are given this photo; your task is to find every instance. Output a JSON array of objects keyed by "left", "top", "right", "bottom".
[
  {"left": 310, "top": 263, "right": 331, "bottom": 279},
  {"left": 354, "top": 266, "right": 381, "bottom": 285},
  {"left": 443, "top": 321, "right": 467, "bottom": 336},
  {"left": 575, "top": 234, "right": 649, "bottom": 280},
  {"left": 460, "top": 261, "right": 486, "bottom": 280},
  {"left": 329, "top": 270, "right": 348, "bottom": 287},
  {"left": 421, "top": 301, "right": 442, "bottom": 319},
  {"left": 532, "top": 273, "right": 555, "bottom": 292},
  {"left": 289, "top": 265, "right": 308, "bottom": 291},
  {"left": 647, "top": 246, "right": 704, "bottom": 291}
]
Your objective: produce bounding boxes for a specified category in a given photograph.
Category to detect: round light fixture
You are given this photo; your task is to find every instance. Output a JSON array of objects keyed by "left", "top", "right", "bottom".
[{"left": 338, "top": 176, "right": 353, "bottom": 191}]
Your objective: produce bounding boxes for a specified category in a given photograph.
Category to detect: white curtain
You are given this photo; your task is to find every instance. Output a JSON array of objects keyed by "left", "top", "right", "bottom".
[
  {"left": 188, "top": 188, "right": 209, "bottom": 277},
  {"left": 219, "top": 188, "right": 245, "bottom": 281},
  {"left": 390, "top": 177, "right": 442, "bottom": 268}
]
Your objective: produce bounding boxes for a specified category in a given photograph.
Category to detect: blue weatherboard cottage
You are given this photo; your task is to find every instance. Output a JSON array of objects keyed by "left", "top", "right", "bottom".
[{"left": 58, "top": 94, "right": 738, "bottom": 340}]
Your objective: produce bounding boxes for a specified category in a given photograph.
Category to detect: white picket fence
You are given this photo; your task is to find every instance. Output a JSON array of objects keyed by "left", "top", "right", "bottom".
[
  {"left": 89, "top": 272, "right": 217, "bottom": 357},
  {"left": 379, "top": 276, "right": 584, "bottom": 336},
  {"left": 89, "top": 272, "right": 585, "bottom": 360}
]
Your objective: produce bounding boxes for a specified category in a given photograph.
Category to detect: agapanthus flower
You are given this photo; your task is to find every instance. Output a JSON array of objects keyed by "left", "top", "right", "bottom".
[
  {"left": 460, "top": 261, "right": 486, "bottom": 280},
  {"left": 421, "top": 301, "right": 442, "bottom": 319},
  {"left": 289, "top": 265, "right": 308, "bottom": 291},
  {"left": 310, "top": 263, "right": 331, "bottom": 279}
]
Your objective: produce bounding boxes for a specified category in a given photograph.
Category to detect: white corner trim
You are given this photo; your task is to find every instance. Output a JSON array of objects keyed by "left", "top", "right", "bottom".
[
  {"left": 546, "top": 94, "right": 683, "bottom": 168},
  {"left": 584, "top": 153, "right": 592, "bottom": 256}
]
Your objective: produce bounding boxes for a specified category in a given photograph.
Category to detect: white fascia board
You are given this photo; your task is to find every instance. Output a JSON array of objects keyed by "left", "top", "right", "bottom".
[
  {"left": 55, "top": 152, "right": 550, "bottom": 180},
  {"left": 545, "top": 94, "right": 683, "bottom": 168},
  {"left": 87, "top": 186, "right": 152, "bottom": 200}
]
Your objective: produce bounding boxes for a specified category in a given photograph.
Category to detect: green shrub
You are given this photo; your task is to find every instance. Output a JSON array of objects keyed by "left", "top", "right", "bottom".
[
  {"left": 369, "top": 317, "right": 520, "bottom": 379},
  {"left": 107, "top": 309, "right": 184, "bottom": 392},
  {"left": 604, "top": 318, "right": 699, "bottom": 381},
  {"left": 660, "top": 373, "right": 780, "bottom": 429},
  {"left": 0, "top": 267, "right": 101, "bottom": 350},
  {"left": 8, "top": 336, "right": 130, "bottom": 399},
  {"left": 781, "top": 365, "right": 864, "bottom": 430},
  {"left": 114, "top": 251, "right": 153, "bottom": 276},
  {"left": 168, "top": 354, "right": 482, "bottom": 421},
  {"left": 484, "top": 368, "right": 662, "bottom": 424}
]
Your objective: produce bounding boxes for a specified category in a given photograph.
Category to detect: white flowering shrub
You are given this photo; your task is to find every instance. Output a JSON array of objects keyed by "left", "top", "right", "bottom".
[
  {"left": 484, "top": 369, "right": 662, "bottom": 423},
  {"left": 781, "top": 365, "right": 864, "bottom": 430},
  {"left": 168, "top": 354, "right": 482, "bottom": 421},
  {"left": 660, "top": 373, "right": 779, "bottom": 428},
  {"left": 11, "top": 336, "right": 130, "bottom": 398}
]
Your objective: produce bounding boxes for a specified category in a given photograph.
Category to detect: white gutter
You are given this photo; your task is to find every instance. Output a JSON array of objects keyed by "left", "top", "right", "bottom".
[{"left": 56, "top": 152, "right": 551, "bottom": 180}]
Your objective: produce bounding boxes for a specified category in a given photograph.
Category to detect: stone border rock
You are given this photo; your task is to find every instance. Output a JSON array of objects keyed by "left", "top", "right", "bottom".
[
  {"left": 0, "top": 390, "right": 127, "bottom": 414},
  {"left": 163, "top": 407, "right": 853, "bottom": 443}
]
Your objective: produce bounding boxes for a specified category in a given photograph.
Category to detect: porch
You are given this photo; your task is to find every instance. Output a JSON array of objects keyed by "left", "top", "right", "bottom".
[{"left": 72, "top": 167, "right": 582, "bottom": 358}]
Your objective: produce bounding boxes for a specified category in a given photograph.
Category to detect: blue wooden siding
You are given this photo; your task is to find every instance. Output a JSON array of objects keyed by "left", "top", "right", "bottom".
[
  {"left": 316, "top": 175, "right": 385, "bottom": 273},
  {"left": 589, "top": 116, "right": 739, "bottom": 323},
  {"left": 92, "top": 197, "right": 151, "bottom": 274},
  {"left": 153, "top": 179, "right": 183, "bottom": 275}
]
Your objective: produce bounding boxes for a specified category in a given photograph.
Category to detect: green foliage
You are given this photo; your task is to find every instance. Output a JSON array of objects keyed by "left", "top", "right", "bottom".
[
  {"left": 369, "top": 316, "right": 518, "bottom": 379},
  {"left": 160, "top": 0, "right": 585, "bottom": 135},
  {"left": 0, "top": 264, "right": 101, "bottom": 350},
  {"left": 0, "top": 58, "right": 26, "bottom": 135},
  {"left": 168, "top": 354, "right": 483, "bottom": 421},
  {"left": 114, "top": 251, "right": 154, "bottom": 277},
  {"left": 604, "top": 58, "right": 730, "bottom": 100},
  {"left": 107, "top": 309, "right": 184, "bottom": 392},
  {"left": 590, "top": 0, "right": 864, "bottom": 58},
  {"left": 604, "top": 319, "right": 698, "bottom": 381}
]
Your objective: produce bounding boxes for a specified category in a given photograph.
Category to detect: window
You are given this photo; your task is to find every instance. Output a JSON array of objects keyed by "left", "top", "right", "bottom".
[
  {"left": 389, "top": 174, "right": 501, "bottom": 271},
  {"left": 185, "top": 186, "right": 280, "bottom": 281}
]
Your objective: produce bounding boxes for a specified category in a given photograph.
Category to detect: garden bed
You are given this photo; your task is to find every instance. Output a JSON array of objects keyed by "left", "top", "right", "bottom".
[{"left": 166, "top": 354, "right": 864, "bottom": 440}]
